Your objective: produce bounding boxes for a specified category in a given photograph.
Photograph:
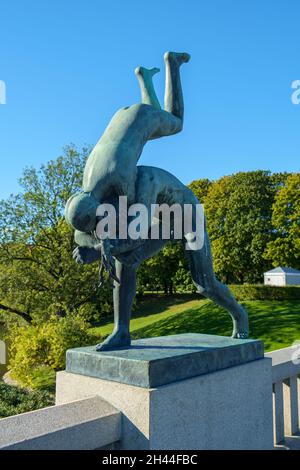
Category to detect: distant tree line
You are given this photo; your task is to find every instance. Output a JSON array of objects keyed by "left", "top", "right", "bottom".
[
  {"left": 0, "top": 146, "right": 299, "bottom": 324},
  {"left": 140, "top": 170, "right": 299, "bottom": 293}
]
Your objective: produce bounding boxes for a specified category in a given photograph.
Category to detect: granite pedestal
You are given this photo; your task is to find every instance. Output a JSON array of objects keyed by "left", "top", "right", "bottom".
[{"left": 56, "top": 333, "right": 274, "bottom": 450}]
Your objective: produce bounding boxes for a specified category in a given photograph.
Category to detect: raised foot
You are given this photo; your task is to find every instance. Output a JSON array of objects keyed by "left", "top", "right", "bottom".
[
  {"left": 164, "top": 51, "right": 191, "bottom": 66},
  {"left": 135, "top": 66, "right": 160, "bottom": 79},
  {"left": 96, "top": 330, "right": 131, "bottom": 351}
]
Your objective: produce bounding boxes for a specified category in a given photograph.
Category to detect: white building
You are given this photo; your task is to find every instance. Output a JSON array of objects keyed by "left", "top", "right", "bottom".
[{"left": 264, "top": 267, "right": 300, "bottom": 286}]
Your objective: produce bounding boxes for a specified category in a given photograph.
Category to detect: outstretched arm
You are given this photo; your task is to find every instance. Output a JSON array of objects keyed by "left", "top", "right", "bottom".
[
  {"left": 72, "top": 234, "right": 145, "bottom": 265},
  {"left": 73, "top": 230, "right": 129, "bottom": 283}
]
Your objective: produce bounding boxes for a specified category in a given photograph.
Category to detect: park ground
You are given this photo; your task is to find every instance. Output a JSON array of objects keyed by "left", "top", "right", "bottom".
[
  {"left": 1, "top": 296, "right": 300, "bottom": 418},
  {"left": 90, "top": 296, "right": 300, "bottom": 352}
]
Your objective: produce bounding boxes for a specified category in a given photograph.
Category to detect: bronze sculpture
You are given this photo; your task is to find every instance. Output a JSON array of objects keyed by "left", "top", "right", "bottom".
[{"left": 65, "top": 52, "right": 249, "bottom": 351}]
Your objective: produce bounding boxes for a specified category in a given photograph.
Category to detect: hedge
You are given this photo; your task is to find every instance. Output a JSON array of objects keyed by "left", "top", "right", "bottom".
[
  {"left": 229, "top": 284, "right": 300, "bottom": 301},
  {"left": 0, "top": 382, "right": 54, "bottom": 418}
]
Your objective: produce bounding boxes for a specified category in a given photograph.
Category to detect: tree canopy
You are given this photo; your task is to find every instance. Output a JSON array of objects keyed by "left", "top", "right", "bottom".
[
  {"left": 0, "top": 147, "right": 298, "bottom": 324},
  {"left": 264, "top": 173, "right": 300, "bottom": 269},
  {"left": 0, "top": 146, "right": 112, "bottom": 324},
  {"left": 202, "top": 171, "right": 289, "bottom": 283}
]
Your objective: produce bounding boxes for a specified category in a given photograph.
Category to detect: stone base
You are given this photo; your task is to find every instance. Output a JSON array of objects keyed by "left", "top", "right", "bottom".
[
  {"left": 65, "top": 333, "right": 264, "bottom": 388},
  {"left": 56, "top": 339, "right": 273, "bottom": 450}
]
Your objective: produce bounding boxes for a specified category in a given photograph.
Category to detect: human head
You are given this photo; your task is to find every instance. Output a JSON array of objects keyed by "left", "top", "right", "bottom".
[{"left": 65, "top": 191, "right": 98, "bottom": 232}]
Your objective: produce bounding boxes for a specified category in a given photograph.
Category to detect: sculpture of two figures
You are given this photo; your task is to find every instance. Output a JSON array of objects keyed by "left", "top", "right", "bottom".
[{"left": 65, "top": 52, "right": 249, "bottom": 351}]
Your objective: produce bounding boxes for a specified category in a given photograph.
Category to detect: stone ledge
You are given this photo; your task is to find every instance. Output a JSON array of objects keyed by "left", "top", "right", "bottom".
[
  {"left": 265, "top": 346, "right": 300, "bottom": 383},
  {"left": 66, "top": 333, "right": 264, "bottom": 388},
  {"left": 0, "top": 396, "right": 121, "bottom": 450}
]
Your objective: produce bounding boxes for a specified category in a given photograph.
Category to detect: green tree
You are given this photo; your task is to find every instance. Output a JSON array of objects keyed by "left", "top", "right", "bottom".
[
  {"left": 0, "top": 146, "right": 112, "bottom": 324},
  {"left": 204, "top": 171, "right": 286, "bottom": 283},
  {"left": 264, "top": 173, "right": 300, "bottom": 268},
  {"left": 188, "top": 178, "right": 212, "bottom": 203},
  {"left": 137, "top": 242, "right": 190, "bottom": 294}
]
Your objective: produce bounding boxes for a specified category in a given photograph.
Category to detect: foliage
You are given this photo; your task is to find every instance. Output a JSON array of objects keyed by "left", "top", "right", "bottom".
[
  {"left": 264, "top": 173, "right": 300, "bottom": 268},
  {"left": 0, "top": 146, "right": 112, "bottom": 324},
  {"left": 229, "top": 284, "right": 300, "bottom": 301},
  {"left": 26, "top": 366, "right": 57, "bottom": 391},
  {"left": 0, "top": 147, "right": 297, "bottom": 326},
  {"left": 0, "top": 143, "right": 298, "bottom": 393},
  {"left": 137, "top": 242, "right": 192, "bottom": 294},
  {"left": 8, "top": 315, "right": 92, "bottom": 388},
  {"left": 0, "top": 382, "right": 54, "bottom": 418},
  {"left": 188, "top": 178, "right": 212, "bottom": 202},
  {"left": 137, "top": 171, "right": 298, "bottom": 290},
  {"left": 172, "top": 266, "right": 196, "bottom": 293},
  {"left": 203, "top": 171, "right": 290, "bottom": 284}
]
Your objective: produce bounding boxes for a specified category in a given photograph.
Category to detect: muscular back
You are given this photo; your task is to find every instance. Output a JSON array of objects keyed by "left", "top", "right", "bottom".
[
  {"left": 136, "top": 166, "right": 198, "bottom": 208},
  {"left": 82, "top": 104, "right": 163, "bottom": 204}
]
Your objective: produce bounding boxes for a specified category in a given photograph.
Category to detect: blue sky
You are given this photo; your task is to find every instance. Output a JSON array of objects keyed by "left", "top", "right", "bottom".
[{"left": 0, "top": 0, "right": 299, "bottom": 199}]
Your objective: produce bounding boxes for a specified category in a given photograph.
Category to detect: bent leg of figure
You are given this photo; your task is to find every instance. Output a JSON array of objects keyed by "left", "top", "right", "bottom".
[
  {"left": 96, "top": 260, "right": 136, "bottom": 351},
  {"left": 142, "top": 51, "right": 191, "bottom": 140},
  {"left": 135, "top": 66, "right": 161, "bottom": 109},
  {"left": 184, "top": 232, "right": 249, "bottom": 339},
  {"left": 164, "top": 51, "right": 190, "bottom": 120}
]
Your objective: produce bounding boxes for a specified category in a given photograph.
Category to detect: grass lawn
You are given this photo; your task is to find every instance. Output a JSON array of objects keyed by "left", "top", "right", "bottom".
[
  {"left": 1, "top": 296, "right": 299, "bottom": 418},
  {"left": 90, "top": 297, "right": 300, "bottom": 352},
  {"left": 89, "top": 295, "right": 200, "bottom": 338}
]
